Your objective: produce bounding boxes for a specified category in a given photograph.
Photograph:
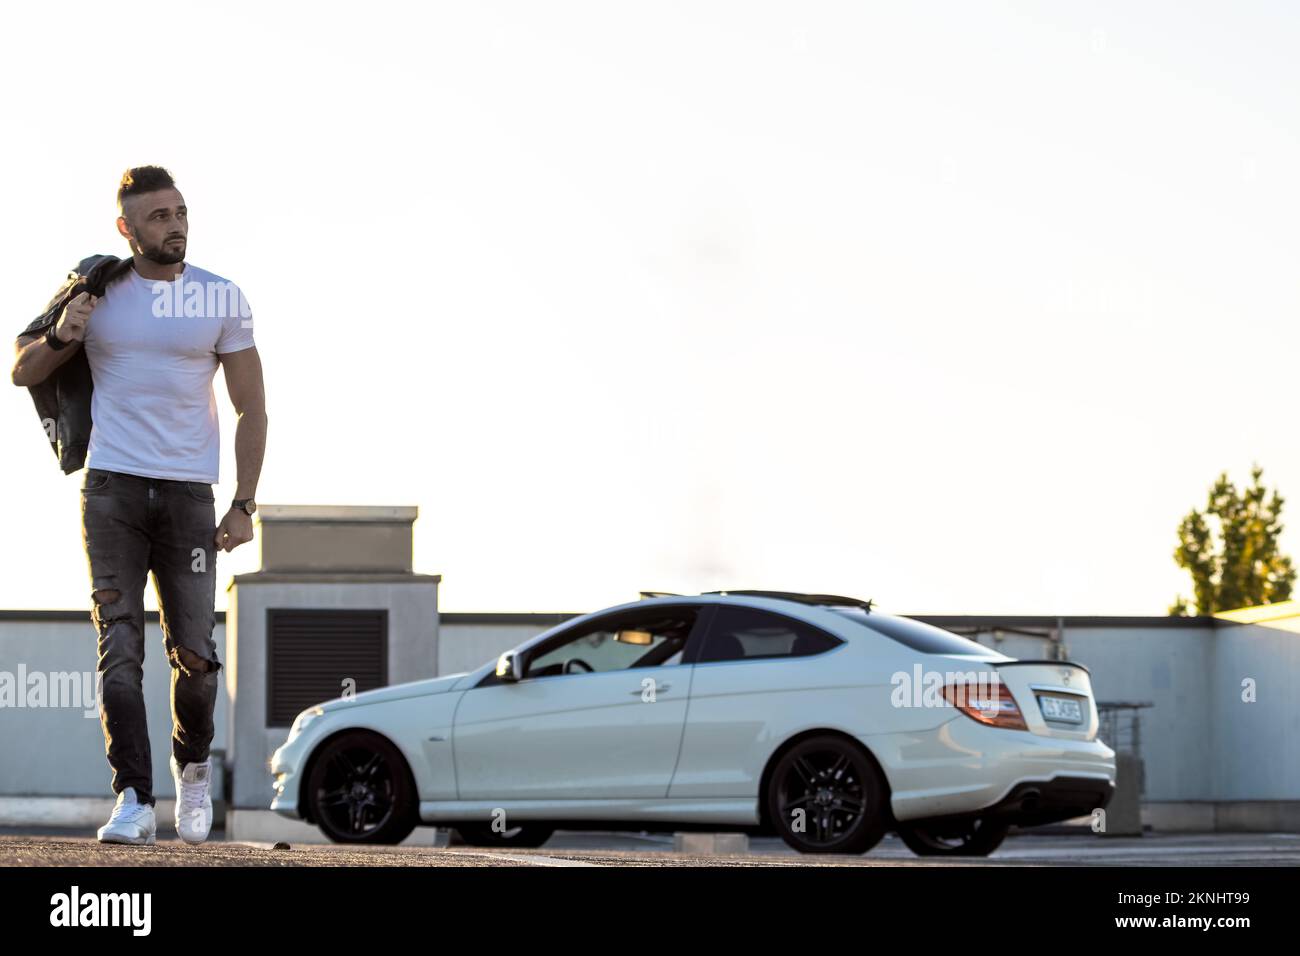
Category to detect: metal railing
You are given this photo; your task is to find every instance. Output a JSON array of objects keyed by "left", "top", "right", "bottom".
[{"left": 1096, "top": 701, "right": 1153, "bottom": 798}]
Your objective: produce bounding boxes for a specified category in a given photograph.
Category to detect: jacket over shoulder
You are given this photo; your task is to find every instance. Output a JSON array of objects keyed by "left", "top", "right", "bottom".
[{"left": 17, "top": 254, "right": 135, "bottom": 474}]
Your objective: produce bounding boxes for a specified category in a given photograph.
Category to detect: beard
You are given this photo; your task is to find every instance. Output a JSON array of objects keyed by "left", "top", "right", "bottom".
[{"left": 140, "top": 236, "right": 186, "bottom": 265}]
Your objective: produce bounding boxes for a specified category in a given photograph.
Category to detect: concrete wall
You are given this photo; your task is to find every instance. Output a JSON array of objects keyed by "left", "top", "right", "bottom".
[
  {"left": 0, "top": 613, "right": 230, "bottom": 801},
  {"left": 1210, "top": 620, "right": 1300, "bottom": 801}
]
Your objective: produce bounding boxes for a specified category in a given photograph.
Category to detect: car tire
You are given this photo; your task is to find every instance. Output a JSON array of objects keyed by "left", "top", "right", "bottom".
[
  {"left": 766, "top": 735, "right": 888, "bottom": 855},
  {"left": 306, "top": 731, "right": 419, "bottom": 845},
  {"left": 453, "top": 822, "right": 555, "bottom": 848},
  {"left": 895, "top": 817, "right": 1010, "bottom": 857}
]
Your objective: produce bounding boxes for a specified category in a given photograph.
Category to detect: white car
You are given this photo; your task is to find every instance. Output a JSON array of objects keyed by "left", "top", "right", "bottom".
[{"left": 270, "top": 591, "right": 1116, "bottom": 856}]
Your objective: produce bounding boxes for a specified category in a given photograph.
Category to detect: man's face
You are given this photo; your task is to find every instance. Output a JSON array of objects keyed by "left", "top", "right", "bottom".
[{"left": 117, "top": 187, "right": 188, "bottom": 264}]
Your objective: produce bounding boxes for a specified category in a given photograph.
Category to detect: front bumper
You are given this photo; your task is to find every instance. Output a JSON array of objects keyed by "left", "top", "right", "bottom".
[{"left": 269, "top": 739, "right": 306, "bottom": 819}]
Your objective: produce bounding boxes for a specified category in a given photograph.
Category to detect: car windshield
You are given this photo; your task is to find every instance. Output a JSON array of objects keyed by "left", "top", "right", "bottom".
[{"left": 829, "top": 608, "right": 991, "bottom": 656}]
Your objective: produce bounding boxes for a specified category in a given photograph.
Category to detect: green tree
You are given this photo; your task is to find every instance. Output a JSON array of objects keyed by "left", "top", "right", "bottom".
[{"left": 1169, "top": 463, "right": 1296, "bottom": 615}]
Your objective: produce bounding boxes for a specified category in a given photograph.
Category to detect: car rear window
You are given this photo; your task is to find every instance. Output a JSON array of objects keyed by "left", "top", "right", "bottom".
[
  {"left": 829, "top": 609, "right": 991, "bottom": 656},
  {"left": 697, "top": 605, "right": 842, "bottom": 663}
]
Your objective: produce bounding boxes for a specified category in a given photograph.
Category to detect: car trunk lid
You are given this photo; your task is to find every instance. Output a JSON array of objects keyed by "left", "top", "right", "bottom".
[{"left": 993, "top": 660, "right": 1099, "bottom": 740}]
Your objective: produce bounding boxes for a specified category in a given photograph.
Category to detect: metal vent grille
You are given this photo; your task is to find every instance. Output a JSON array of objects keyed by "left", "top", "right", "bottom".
[{"left": 267, "top": 608, "right": 388, "bottom": 727}]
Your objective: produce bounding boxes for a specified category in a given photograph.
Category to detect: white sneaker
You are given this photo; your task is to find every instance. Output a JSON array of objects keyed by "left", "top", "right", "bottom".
[
  {"left": 97, "top": 787, "right": 156, "bottom": 845},
  {"left": 171, "top": 756, "right": 214, "bottom": 845}
]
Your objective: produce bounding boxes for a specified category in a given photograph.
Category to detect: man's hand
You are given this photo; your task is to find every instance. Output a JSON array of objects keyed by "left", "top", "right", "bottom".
[
  {"left": 12, "top": 290, "right": 100, "bottom": 386},
  {"left": 214, "top": 508, "right": 254, "bottom": 552},
  {"left": 55, "top": 292, "right": 99, "bottom": 343}
]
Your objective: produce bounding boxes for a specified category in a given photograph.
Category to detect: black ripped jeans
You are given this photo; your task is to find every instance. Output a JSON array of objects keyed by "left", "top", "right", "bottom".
[{"left": 80, "top": 467, "right": 222, "bottom": 808}]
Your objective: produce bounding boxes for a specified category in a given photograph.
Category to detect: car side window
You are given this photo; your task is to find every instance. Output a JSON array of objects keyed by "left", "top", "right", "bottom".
[
  {"left": 696, "top": 606, "right": 841, "bottom": 663},
  {"left": 524, "top": 607, "right": 699, "bottom": 679}
]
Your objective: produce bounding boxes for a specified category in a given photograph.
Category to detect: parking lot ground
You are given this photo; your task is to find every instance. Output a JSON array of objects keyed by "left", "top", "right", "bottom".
[{"left": 1, "top": 828, "right": 1297, "bottom": 866}]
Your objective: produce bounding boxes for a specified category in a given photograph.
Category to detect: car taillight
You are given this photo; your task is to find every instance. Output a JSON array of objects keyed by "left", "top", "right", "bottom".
[{"left": 943, "top": 680, "right": 1028, "bottom": 730}]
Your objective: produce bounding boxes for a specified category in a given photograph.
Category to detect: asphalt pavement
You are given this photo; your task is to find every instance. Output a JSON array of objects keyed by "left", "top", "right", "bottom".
[{"left": 2, "top": 828, "right": 1297, "bottom": 866}]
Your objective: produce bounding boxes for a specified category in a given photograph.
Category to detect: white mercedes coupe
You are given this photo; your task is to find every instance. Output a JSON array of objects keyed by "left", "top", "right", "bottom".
[{"left": 269, "top": 591, "right": 1116, "bottom": 856}]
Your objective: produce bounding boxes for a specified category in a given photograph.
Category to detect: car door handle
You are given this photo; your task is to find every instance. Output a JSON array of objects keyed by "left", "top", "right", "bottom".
[{"left": 629, "top": 683, "right": 671, "bottom": 695}]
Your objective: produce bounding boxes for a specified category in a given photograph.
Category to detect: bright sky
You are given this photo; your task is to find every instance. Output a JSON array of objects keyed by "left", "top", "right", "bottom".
[{"left": 2, "top": 1, "right": 1297, "bottom": 616}]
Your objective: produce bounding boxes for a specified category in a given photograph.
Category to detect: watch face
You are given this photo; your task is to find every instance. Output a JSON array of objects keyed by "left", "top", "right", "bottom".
[{"left": 245, "top": 500, "right": 257, "bottom": 515}]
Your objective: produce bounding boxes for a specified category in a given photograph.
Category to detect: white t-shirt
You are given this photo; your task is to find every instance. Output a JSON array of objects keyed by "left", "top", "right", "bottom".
[{"left": 82, "top": 262, "right": 256, "bottom": 483}]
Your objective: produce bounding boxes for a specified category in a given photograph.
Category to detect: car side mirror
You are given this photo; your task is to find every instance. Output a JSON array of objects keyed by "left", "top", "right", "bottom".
[{"left": 496, "top": 650, "right": 526, "bottom": 682}]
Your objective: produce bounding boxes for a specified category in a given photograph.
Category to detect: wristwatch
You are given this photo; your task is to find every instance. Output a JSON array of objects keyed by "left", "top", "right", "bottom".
[
  {"left": 45, "top": 323, "right": 72, "bottom": 350},
  {"left": 232, "top": 498, "right": 257, "bottom": 515}
]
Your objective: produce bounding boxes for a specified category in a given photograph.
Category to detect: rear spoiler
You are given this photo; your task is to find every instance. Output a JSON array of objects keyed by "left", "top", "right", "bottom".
[{"left": 992, "top": 660, "right": 1092, "bottom": 677}]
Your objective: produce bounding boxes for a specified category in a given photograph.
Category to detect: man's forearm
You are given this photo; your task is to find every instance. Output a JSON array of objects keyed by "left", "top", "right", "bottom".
[
  {"left": 232, "top": 407, "right": 268, "bottom": 501},
  {"left": 11, "top": 333, "right": 79, "bottom": 387}
]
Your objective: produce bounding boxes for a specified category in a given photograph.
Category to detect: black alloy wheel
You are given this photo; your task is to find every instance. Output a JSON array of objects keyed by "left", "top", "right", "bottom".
[
  {"left": 306, "top": 731, "right": 418, "bottom": 844},
  {"left": 766, "top": 735, "right": 888, "bottom": 854},
  {"left": 895, "top": 816, "right": 1010, "bottom": 857}
]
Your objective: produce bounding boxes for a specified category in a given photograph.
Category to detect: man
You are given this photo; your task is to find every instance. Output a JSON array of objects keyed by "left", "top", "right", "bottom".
[{"left": 10, "top": 166, "right": 267, "bottom": 846}]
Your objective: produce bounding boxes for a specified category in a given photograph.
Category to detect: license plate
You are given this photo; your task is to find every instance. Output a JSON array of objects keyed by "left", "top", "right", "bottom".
[{"left": 1038, "top": 695, "right": 1084, "bottom": 723}]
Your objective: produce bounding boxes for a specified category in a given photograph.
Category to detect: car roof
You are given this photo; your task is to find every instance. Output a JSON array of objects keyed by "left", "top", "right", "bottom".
[
  {"left": 537, "top": 591, "right": 879, "bottom": 642},
  {"left": 456, "top": 591, "right": 911, "bottom": 688}
]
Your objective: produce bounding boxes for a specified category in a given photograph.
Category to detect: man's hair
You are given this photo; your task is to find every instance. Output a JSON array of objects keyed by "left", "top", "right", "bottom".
[{"left": 117, "top": 165, "right": 177, "bottom": 213}]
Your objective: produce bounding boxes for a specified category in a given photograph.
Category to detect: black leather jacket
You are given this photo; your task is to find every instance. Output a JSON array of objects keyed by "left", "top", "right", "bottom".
[{"left": 17, "top": 254, "right": 136, "bottom": 474}]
